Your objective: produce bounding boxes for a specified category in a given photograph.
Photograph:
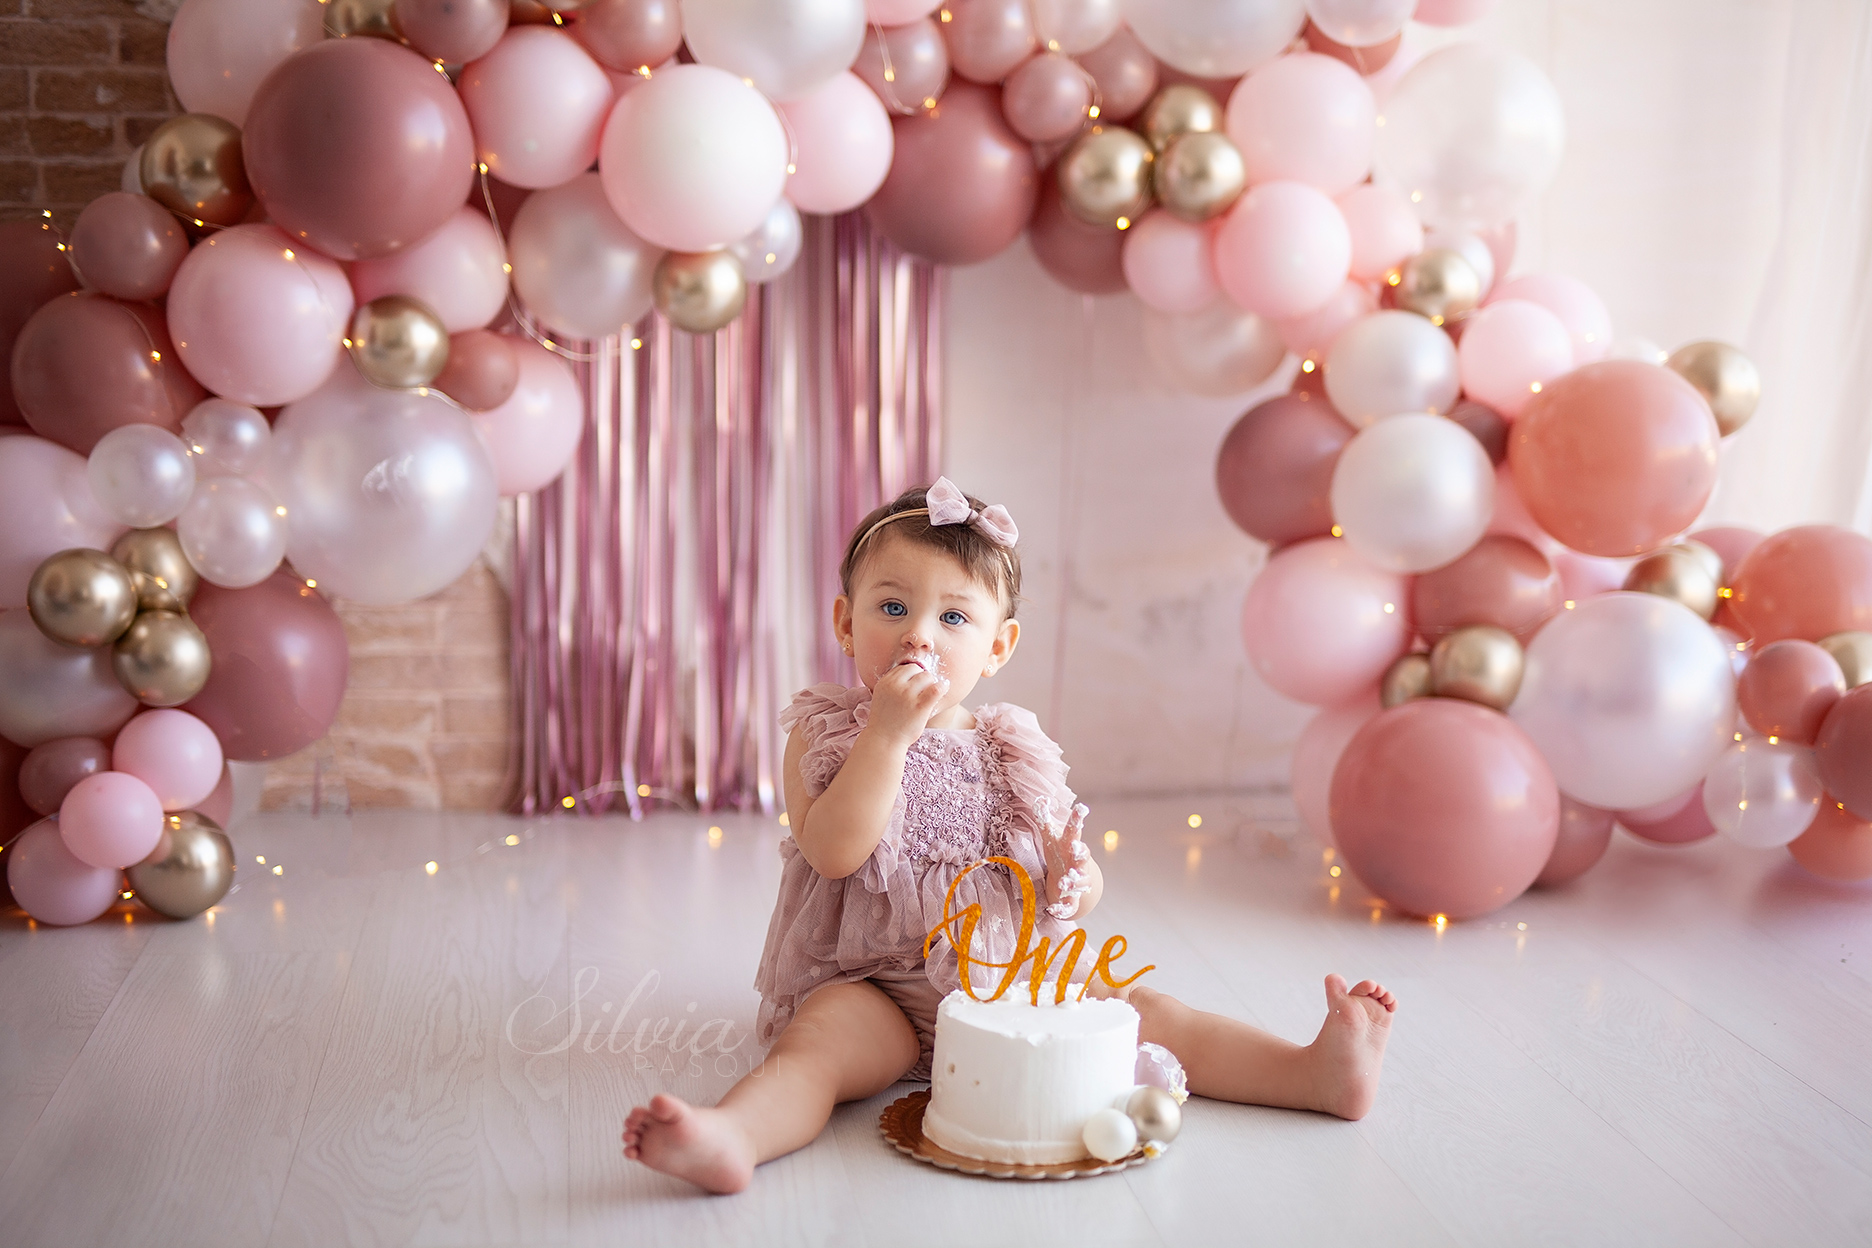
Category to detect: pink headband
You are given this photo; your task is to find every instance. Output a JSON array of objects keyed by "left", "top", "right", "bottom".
[{"left": 853, "top": 476, "right": 1020, "bottom": 558}]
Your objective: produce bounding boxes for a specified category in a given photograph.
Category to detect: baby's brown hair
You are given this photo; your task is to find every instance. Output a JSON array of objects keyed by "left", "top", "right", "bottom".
[{"left": 839, "top": 483, "right": 1023, "bottom": 619}]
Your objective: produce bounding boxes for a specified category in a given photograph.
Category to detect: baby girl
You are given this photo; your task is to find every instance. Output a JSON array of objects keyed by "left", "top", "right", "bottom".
[{"left": 623, "top": 479, "right": 1398, "bottom": 1193}]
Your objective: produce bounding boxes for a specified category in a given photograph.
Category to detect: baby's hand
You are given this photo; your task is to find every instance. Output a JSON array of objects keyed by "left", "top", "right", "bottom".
[
  {"left": 867, "top": 658, "right": 948, "bottom": 748},
  {"left": 1043, "top": 803, "right": 1092, "bottom": 919}
]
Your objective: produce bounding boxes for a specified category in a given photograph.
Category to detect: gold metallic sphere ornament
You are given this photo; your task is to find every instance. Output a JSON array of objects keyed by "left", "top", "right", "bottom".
[
  {"left": 1391, "top": 248, "right": 1483, "bottom": 326},
  {"left": 1138, "top": 84, "right": 1223, "bottom": 153},
  {"left": 1154, "top": 131, "right": 1246, "bottom": 223},
  {"left": 1428, "top": 625, "right": 1524, "bottom": 712},
  {"left": 110, "top": 527, "right": 201, "bottom": 613},
  {"left": 1125, "top": 1085, "right": 1182, "bottom": 1145},
  {"left": 348, "top": 294, "right": 451, "bottom": 389},
  {"left": 1058, "top": 126, "right": 1155, "bottom": 228},
  {"left": 1622, "top": 541, "right": 1721, "bottom": 621},
  {"left": 1380, "top": 651, "right": 1433, "bottom": 709},
  {"left": 126, "top": 811, "right": 235, "bottom": 920},
  {"left": 1666, "top": 340, "right": 1761, "bottom": 437},
  {"left": 27, "top": 548, "right": 139, "bottom": 648},
  {"left": 325, "top": 0, "right": 404, "bottom": 39},
  {"left": 653, "top": 249, "right": 747, "bottom": 334},
  {"left": 113, "top": 609, "right": 213, "bottom": 707},
  {"left": 139, "top": 113, "right": 253, "bottom": 228},
  {"left": 1818, "top": 631, "right": 1872, "bottom": 690}
]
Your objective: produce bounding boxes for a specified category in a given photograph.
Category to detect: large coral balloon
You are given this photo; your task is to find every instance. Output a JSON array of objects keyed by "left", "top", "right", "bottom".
[{"left": 1727, "top": 525, "right": 1872, "bottom": 646}]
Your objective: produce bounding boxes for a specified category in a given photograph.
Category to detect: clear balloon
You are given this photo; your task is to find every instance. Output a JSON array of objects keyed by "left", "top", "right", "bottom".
[
  {"left": 181, "top": 399, "right": 272, "bottom": 478},
  {"left": 1121, "top": 0, "right": 1307, "bottom": 78},
  {"left": 1322, "top": 309, "right": 1459, "bottom": 426},
  {"left": 6, "top": 817, "right": 123, "bottom": 926},
  {"left": 780, "top": 72, "right": 896, "bottom": 214},
  {"left": 87, "top": 424, "right": 197, "bottom": 528},
  {"left": 1121, "top": 210, "right": 1220, "bottom": 313},
  {"left": 177, "top": 476, "right": 289, "bottom": 589},
  {"left": 0, "top": 435, "right": 122, "bottom": 609},
  {"left": 683, "top": 0, "right": 865, "bottom": 101},
  {"left": 348, "top": 206, "right": 509, "bottom": 335},
  {"left": 459, "top": 27, "right": 616, "bottom": 190},
  {"left": 1240, "top": 537, "right": 1412, "bottom": 706},
  {"left": 1213, "top": 180, "right": 1351, "bottom": 319},
  {"left": 1335, "top": 183, "right": 1421, "bottom": 281},
  {"left": 1702, "top": 738, "right": 1823, "bottom": 849},
  {"left": 1330, "top": 412, "right": 1493, "bottom": 574},
  {"left": 730, "top": 199, "right": 805, "bottom": 285},
  {"left": 1143, "top": 301, "right": 1285, "bottom": 397},
  {"left": 1290, "top": 690, "right": 1381, "bottom": 847},
  {"left": 1457, "top": 298, "right": 1575, "bottom": 418},
  {"left": 509, "top": 172, "right": 661, "bottom": 339},
  {"left": 469, "top": 339, "right": 585, "bottom": 495},
  {"left": 1226, "top": 52, "right": 1376, "bottom": 194},
  {"left": 110, "top": 708, "right": 225, "bottom": 812},
  {"left": 165, "top": 0, "right": 325, "bottom": 127}
]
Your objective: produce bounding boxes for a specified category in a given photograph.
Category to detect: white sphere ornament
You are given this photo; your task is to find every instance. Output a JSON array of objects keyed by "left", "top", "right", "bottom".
[{"left": 1081, "top": 1106, "right": 1138, "bottom": 1163}]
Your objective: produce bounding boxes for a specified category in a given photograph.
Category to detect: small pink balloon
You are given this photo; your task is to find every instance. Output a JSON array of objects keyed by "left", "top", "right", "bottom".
[
  {"left": 779, "top": 72, "right": 896, "bottom": 214},
  {"left": 1737, "top": 639, "right": 1844, "bottom": 745},
  {"left": 1291, "top": 690, "right": 1381, "bottom": 847},
  {"left": 1076, "top": 25, "right": 1157, "bottom": 123},
  {"left": 855, "top": 18, "right": 951, "bottom": 114},
  {"left": 396, "top": 0, "right": 509, "bottom": 64},
  {"left": 1620, "top": 782, "right": 1717, "bottom": 845},
  {"left": 18, "top": 737, "right": 112, "bottom": 817},
  {"left": 1533, "top": 795, "right": 1613, "bottom": 887},
  {"left": 1690, "top": 526, "right": 1765, "bottom": 584},
  {"left": 58, "top": 770, "right": 165, "bottom": 869},
  {"left": 69, "top": 192, "right": 190, "bottom": 303},
  {"left": 569, "top": 0, "right": 682, "bottom": 73},
  {"left": 460, "top": 27, "right": 615, "bottom": 191},
  {"left": 1278, "top": 278, "right": 1374, "bottom": 359},
  {"left": 1489, "top": 273, "right": 1611, "bottom": 365},
  {"left": 194, "top": 762, "right": 234, "bottom": 825},
  {"left": 110, "top": 708, "right": 225, "bottom": 812},
  {"left": 7, "top": 817, "right": 123, "bottom": 925},
  {"left": 1213, "top": 180, "right": 1351, "bottom": 320},
  {"left": 943, "top": 0, "right": 1035, "bottom": 84},
  {"left": 470, "top": 339, "right": 585, "bottom": 495},
  {"left": 1457, "top": 298, "right": 1575, "bottom": 418},
  {"left": 1001, "top": 52, "right": 1091, "bottom": 143},
  {"left": 348, "top": 207, "right": 509, "bottom": 334},
  {"left": 1336, "top": 183, "right": 1421, "bottom": 282},
  {"left": 1240, "top": 536, "right": 1412, "bottom": 706},
  {"left": 1121, "top": 210, "right": 1221, "bottom": 314},
  {"left": 1226, "top": 52, "right": 1375, "bottom": 194},
  {"left": 165, "top": 0, "right": 325, "bottom": 127},
  {"left": 1027, "top": 176, "right": 1126, "bottom": 294}
]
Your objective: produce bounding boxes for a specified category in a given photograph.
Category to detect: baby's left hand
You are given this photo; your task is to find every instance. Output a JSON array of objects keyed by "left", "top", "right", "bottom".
[{"left": 1041, "top": 803, "right": 1092, "bottom": 919}]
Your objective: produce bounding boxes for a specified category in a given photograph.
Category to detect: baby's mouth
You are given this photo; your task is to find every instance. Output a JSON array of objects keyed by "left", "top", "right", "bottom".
[{"left": 896, "top": 652, "right": 939, "bottom": 676}]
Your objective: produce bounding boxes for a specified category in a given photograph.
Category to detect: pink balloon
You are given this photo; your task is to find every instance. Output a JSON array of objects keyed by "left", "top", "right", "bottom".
[
  {"left": 1213, "top": 181, "right": 1352, "bottom": 319},
  {"left": 460, "top": 28, "right": 615, "bottom": 191},
  {"left": 1226, "top": 52, "right": 1376, "bottom": 194},
  {"left": 1549, "top": 549, "right": 1631, "bottom": 602},
  {"left": 1534, "top": 796, "right": 1614, "bottom": 887},
  {"left": 183, "top": 572, "right": 349, "bottom": 762},
  {"left": 1484, "top": 462, "right": 1554, "bottom": 549},
  {"left": 68, "top": 192, "right": 190, "bottom": 303},
  {"left": 470, "top": 340, "right": 585, "bottom": 495},
  {"left": 1489, "top": 274, "right": 1611, "bottom": 365},
  {"left": 1620, "top": 782, "right": 1717, "bottom": 846},
  {"left": 855, "top": 18, "right": 951, "bottom": 115},
  {"left": 1413, "top": 0, "right": 1500, "bottom": 25},
  {"left": 1121, "top": 210, "right": 1221, "bottom": 314},
  {"left": 1240, "top": 537, "right": 1412, "bottom": 705},
  {"left": 110, "top": 709, "right": 225, "bottom": 812},
  {"left": 58, "top": 770, "right": 165, "bottom": 869},
  {"left": 18, "top": 737, "right": 112, "bottom": 816},
  {"left": 1335, "top": 183, "right": 1421, "bottom": 281},
  {"left": 6, "top": 817, "right": 122, "bottom": 925},
  {"left": 166, "top": 223, "right": 355, "bottom": 407},
  {"left": 599, "top": 63, "right": 790, "bottom": 252},
  {"left": 1027, "top": 176, "right": 1126, "bottom": 294},
  {"left": 943, "top": 0, "right": 1036, "bottom": 84},
  {"left": 165, "top": 0, "right": 325, "bottom": 127},
  {"left": 1278, "top": 278, "right": 1374, "bottom": 359},
  {"left": 1291, "top": 690, "right": 1381, "bottom": 847},
  {"left": 1076, "top": 25, "right": 1158, "bottom": 123},
  {"left": 865, "top": 81, "right": 1037, "bottom": 265},
  {"left": 0, "top": 434, "right": 122, "bottom": 609},
  {"left": 867, "top": 0, "right": 940, "bottom": 21},
  {"left": 780, "top": 72, "right": 896, "bottom": 214},
  {"left": 397, "top": 0, "right": 510, "bottom": 64},
  {"left": 1457, "top": 298, "right": 1575, "bottom": 418},
  {"left": 1215, "top": 392, "right": 1354, "bottom": 545},
  {"left": 1001, "top": 52, "right": 1092, "bottom": 143},
  {"left": 349, "top": 207, "right": 509, "bottom": 334}
]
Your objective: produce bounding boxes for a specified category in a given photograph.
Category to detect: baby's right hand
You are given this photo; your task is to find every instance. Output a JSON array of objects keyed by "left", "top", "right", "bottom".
[{"left": 867, "top": 660, "right": 948, "bottom": 748}]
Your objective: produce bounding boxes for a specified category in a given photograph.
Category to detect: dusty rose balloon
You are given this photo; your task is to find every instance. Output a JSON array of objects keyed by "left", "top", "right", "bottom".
[
  {"left": 6, "top": 818, "right": 122, "bottom": 925},
  {"left": 194, "top": 762, "right": 234, "bottom": 826},
  {"left": 183, "top": 571, "right": 349, "bottom": 761},
  {"left": 460, "top": 28, "right": 615, "bottom": 190},
  {"left": 944, "top": 0, "right": 1036, "bottom": 84},
  {"left": 1215, "top": 393, "right": 1353, "bottom": 545},
  {"left": 1226, "top": 52, "right": 1375, "bottom": 194},
  {"left": 12, "top": 294, "right": 202, "bottom": 454},
  {"left": 570, "top": 0, "right": 680, "bottom": 71},
  {"left": 781, "top": 72, "right": 897, "bottom": 214},
  {"left": 1213, "top": 180, "right": 1351, "bottom": 319},
  {"left": 1290, "top": 690, "right": 1380, "bottom": 847},
  {"left": 244, "top": 38, "right": 477, "bottom": 261},
  {"left": 68, "top": 193, "right": 189, "bottom": 303},
  {"left": 18, "top": 737, "right": 112, "bottom": 817},
  {"left": 433, "top": 329, "right": 521, "bottom": 412},
  {"left": 348, "top": 207, "right": 509, "bottom": 334},
  {"left": 867, "top": 81, "right": 1038, "bottom": 265},
  {"left": 397, "top": 0, "right": 509, "bottom": 63},
  {"left": 0, "top": 436, "right": 123, "bottom": 609},
  {"left": 1335, "top": 183, "right": 1420, "bottom": 282},
  {"left": 166, "top": 224, "right": 355, "bottom": 407},
  {"left": 1489, "top": 273, "right": 1609, "bottom": 364},
  {"left": 1738, "top": 640, "right": 1845, "bottom": 745},
  {"left": 855, "top": 18, "right": 951, "bottom": 114},
  {"left": 1240, "top": 537, "right": 1412, "bottom": 705},
  {"left": 1533, "top": 796, "right": 1613, "bottom": 888},
  {"left": 1787, "top": 799, "right": 1872, "bottom": 883},
  {"left": 1457, "top": 298, "right": 1575, "bottom": 418},
  {"left": 1002, "top": 52, "right": 1091, "bottom": 143},
  {"left": 1619, "top": 782, "right": 1716, "bottom": 846},
  {"left": 1330, "top": 698, "right": 1559, "bottom": 919},
  {"left": 1814, "top": 685, "right": 1872, "bottom": 820},
  {"left": 470, "top": 339, "right": 585, "bottom": 495},
  {"left": 1027, "top": 176, "right": 1126, "bottom": 294},
  {"left": 165, "top": 0, "right": 325, "bottom": 127},
  {"left": 1278, "top": 279, "right": 1373, "bottom": 360},
  {"left": 109, "top": 708, "right": 224, "bottom": 812},
  {"left": 1412, "top": 534, "right": 1560, "bottom": 643},
  {"left": 1075, "top": 25, "right": 1158, "bottom": 122},
  {"left": 1, "top": 220, "right": 84, "bottom": 427},
  {"left": 1508, "top": 361, "right": 1720, "bottom": 558},
  {"left": 1728, "top": 526, "right": 1872, "bottom": 646},
  {"left": 58, "top": 770, "right": 164, "bottom": 869},
  {"left": 1446, "top": 398, "right": 1507, "bottom": 465},
  {"left": 1121, "top": 210, "right": 1220, "bottom": 313}
]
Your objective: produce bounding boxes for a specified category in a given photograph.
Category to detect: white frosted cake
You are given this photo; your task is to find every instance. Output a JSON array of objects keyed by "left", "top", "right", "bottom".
[{"left": 922, "top": 989, "right": 1140, "bottom": 1165}]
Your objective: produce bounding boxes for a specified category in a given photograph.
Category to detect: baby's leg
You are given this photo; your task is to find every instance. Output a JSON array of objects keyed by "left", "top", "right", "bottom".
[{"left": 622, "top": 979, "right": 919, "bottom": 1193}]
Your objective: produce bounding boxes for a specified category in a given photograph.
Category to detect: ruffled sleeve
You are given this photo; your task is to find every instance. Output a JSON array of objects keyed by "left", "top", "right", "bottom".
[
  {"left": 779, "top": 683, "right": 873, "bottom": 796},
  {"left": 972, "top": 702, "right": 1088, "bottom": 916}
]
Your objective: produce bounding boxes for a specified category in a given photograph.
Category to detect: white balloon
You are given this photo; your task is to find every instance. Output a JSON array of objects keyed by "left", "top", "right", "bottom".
[
  {"left": 510, "top": 172, "right": 662, "bottom": 339},
  {"left": 182, "top": 398, "right": 272, "bottom": 478},
  {"left": 177, "top": 476, "right": 289, "bottom": 588},
  {"left": 730, "top": 199, "right": 804, "bottom": 284},
  {"left": 681, "top": 0, "right": 867, "bottom": 101},
  {"left": 1702, "top": 739, "right": 1824, "bottom": 849},
  {"left": 1081, "top": 1106, "right": 1137, "bottom": 1162},
  {"left": 1330, "top": 413, "right": 1493, "bottom": 573},
  {"left": 1143, "top": 302, "right": 1286, "bottom": 397},
  {"left": 86, "top": 424, "right": 196, "bottom": 527},
  {"left": 1305, "top": 0, "right": 1414, "bottom": 47},
  {"left": 1032, "top": 0, "right": 1123, "bottom": 54},
  {"left": 0, "top": 609, "right": 138, "bottom": 748},
  {"left": 1371, "top": 43, "right": 1564, "bottom": 229},
  {"left": 1323, "top": 309, "right": 1460, "bottom": 427},
  {"left": 1510, "top": 592, "right": 1737, "bottom": 810},
  {"left": 1121, "top": 0, "right": 1308, "bottom": 77}
]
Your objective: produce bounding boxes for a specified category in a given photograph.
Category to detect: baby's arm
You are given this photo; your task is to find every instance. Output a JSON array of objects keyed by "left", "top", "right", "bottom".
[{"left": 1042, "top": 803, "right": 1103, "bottom": 920}]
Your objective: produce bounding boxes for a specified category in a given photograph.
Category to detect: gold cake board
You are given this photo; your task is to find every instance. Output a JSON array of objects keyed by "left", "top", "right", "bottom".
[{"left": 879, "top": 1090, "right": 1153, "bottom": 1181}]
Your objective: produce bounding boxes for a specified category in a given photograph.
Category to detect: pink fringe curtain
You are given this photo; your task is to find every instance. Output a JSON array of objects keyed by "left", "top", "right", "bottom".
[{"left": 508, "top": 213, "right": 944, "bottom": 817}]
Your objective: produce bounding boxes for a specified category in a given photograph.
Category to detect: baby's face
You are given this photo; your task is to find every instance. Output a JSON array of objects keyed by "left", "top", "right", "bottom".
[{"left": 836, "top": 532, "right": 1018, "bottom": 712}]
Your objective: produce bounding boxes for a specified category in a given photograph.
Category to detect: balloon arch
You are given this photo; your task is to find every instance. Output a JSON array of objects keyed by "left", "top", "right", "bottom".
[{"left": 3, "top": 0, "right": 1870, "bottom": 929}]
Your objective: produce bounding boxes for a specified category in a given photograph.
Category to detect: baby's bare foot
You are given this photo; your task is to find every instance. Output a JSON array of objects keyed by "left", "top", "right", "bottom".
[
  {"left": 621, "top": 1093, "right": 755, "bottom": 1194},
  {"left": 1309, "top": 974, "right": 1397, "bottom": 1121}
]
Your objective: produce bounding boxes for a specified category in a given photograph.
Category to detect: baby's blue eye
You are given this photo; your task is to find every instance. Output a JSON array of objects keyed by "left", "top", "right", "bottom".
[
  {"left": 941, "top": 610, "right": 967, "bottom": 627},
  {"left": 882, "top": 601, "right": 906, "bottom": 617}
]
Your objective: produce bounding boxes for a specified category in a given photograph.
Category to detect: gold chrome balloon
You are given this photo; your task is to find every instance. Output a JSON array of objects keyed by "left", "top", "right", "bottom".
[
  {"left": 1058, "top": 126, "right": 1154, "bottom": 228},
  {"left": 1125, "top": 1085, "right": 1182, "bottom": 1145},
  {"left": 1392, "top": 248, "right": 1483, "bottom": 326},
  {"left": 1380, "top": 651, "right": 1432, "bottom": 709},
  {"left": 27, "top": 548, "right": 138, "bottom": 648},
  {"left": 325, "top": 0, "right": 404, "bottom": 39},
  {"left": 1622, "top": 543, "right": 1720, "bottom": 621},
  {"left": 113, "top": 609, "right": 212, "bottom": 707},
  {"left": 1666, "top": 341, "right": 1760, "bottom": 437},
  {"left": 1429, "top": 625, "right": 1524, "bottom": 711},
  {"left": 126, "top": 811, "right": 235, "bottom": 919},
  {"left": 1138, "top": 84, "right": 1222, "bottom": 153},
  {"left": 1818, "top": 631, "right": 1872, "bottom": 690},
  {"left": 348, "top": 294, "right": 451, "bottom": 389},
  {"left": 139, "top": 114, "right": 253, "bottom": 228},
  {"left": 111, "top": 527, "right": 201, "bottom": 613},
  {"left": 653, "top": 250, "right": 747, "bottom": 334},
  {"left": 1154, "top": 131, "right": 1245, "bottom": 223}
]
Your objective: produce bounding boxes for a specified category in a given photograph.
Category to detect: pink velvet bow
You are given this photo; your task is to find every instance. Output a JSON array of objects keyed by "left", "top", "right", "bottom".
[{"left": 926, "top": 476, "right": 1019, "bottom": 547}]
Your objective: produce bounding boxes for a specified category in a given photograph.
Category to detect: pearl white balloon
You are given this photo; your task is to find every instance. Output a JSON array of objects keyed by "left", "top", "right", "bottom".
[
  {"left": 1306, "top": 0, "right": 1415, "bottom": 47},
  {"left": 86, "top": 424, "right": 197, "bottom": 527},
  {"left": 1032, "top": 0, "right": 1123, "bottom": 54},
  {"left": 1081, "top": 1106, "right": 1137, "bottom": 1162},
  {"left": 181, "top": 398, "right": 272, "bottom": 477},
  {"left": 0, "top": 609, "right": 138, "bottom": 748},
  {"left": 729, "top": 199, "right": 804, "bottom": 285},
  {"left": 1510, "top": 592, "right": 1737, "bottom": 811},
  {"left": 1143, "top": 302, "right": 1286, "bottom": 397},
  {"left": 1702, "top": 738, "right": 1824, "bottom": 849},
  {"left": 1121, "top": 0, "right": 1307, "bottom": 77},
  {"left": 510, "top": 172, "right": 662, "bottom": 339},
  {"left": 681, "top": 0, "right": 866, "bottom": 102},
  {"left": 177, "top": 475, "right": 288, "bottom": 588},
  {"left": 1330, "top": 413, "right": 1493, "bottom": 573},
  {"left": 1323, "top": 309, "right": 1460, "bottom": 427}
]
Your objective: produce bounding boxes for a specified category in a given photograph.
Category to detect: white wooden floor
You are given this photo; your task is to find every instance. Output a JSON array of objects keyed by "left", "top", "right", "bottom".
[{"left": 0, "top": 795, "right": 1867, "bottom": 1247}]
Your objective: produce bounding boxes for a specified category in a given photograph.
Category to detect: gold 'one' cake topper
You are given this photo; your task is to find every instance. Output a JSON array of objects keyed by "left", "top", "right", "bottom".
[{"left": 923, "top": 857, "right": 1155, "bottom": 1006}]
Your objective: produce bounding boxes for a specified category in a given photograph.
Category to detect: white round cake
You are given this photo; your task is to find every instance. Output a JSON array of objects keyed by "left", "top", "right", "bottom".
[{"left": 922, "top": 989, "right": 1140, "bottom": 1165}]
